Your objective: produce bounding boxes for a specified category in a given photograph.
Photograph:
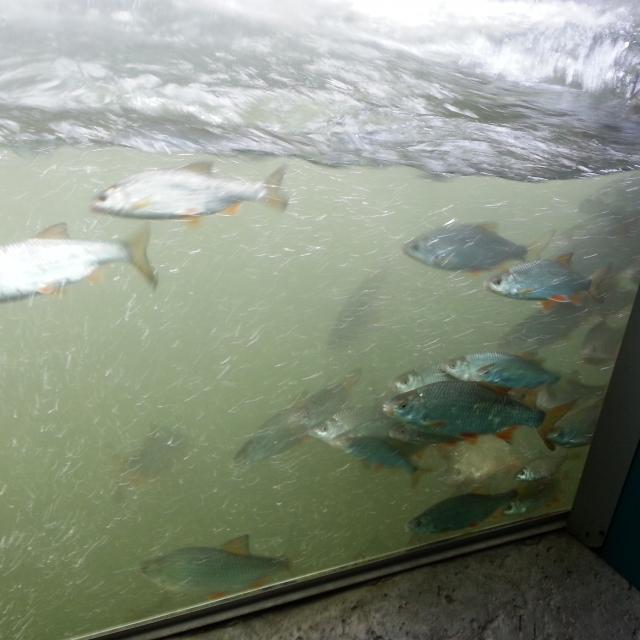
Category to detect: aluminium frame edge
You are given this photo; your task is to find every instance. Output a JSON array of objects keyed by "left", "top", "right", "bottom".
[{"left": 568, "top": 285, "right": 640, "bottom": 547}]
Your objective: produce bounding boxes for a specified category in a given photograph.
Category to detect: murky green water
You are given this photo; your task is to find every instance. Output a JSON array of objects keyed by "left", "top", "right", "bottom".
[{"left": 0, "top": 145, "right": 633, "bottom": 639}]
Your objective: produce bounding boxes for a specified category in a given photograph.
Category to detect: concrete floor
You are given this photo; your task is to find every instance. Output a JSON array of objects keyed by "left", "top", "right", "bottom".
[{"left": 181, "top": 532, "right": 640, "bottom": 640}]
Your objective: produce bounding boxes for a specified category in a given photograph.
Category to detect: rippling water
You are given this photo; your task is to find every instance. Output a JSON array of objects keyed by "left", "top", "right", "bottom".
[{"left": 1, "top": 0, "right": 639, "bottom": 179}]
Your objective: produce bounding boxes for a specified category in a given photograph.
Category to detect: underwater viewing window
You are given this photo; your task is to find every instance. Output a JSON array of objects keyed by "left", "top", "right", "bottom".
[{"left": 1, "top": 2, "right": 640, "bottom": 639}]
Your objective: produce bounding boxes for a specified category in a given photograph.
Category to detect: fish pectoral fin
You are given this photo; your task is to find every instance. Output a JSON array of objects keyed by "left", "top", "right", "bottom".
[
  {"left": 133, "top": 198, "right": 154, "bottom": 211},
  {"left": 496, "top": 426, "right": 519, "bottom": 444},
  {"left": 250, "top": 578, "right": 270, "bottom": 589},
  {"left": 207, "top": 592, "right": 229, "bottom": 601},
  {"left": 424, "top": 420, "right": 447, "bottom": 429},
  {"left": 569, "top": 292, "right": 585, "bottom": 306},
  {"left": 549, "top": 294, "right": 570, "bottom": 303},
  {"left": 461, "top": 433, "right": 479, "bottom": 444},
  {"left": 540, "top": 299, "right": 558, "bottom": 313},
  {"left": 35, "top": 223, "right": 70, "bottom": 240},
  {"left": 38, "top": 283, "right": 64, "bottom": 297},
  {"left": 180, "top": 161, "right": 213, "bottom": 174},
  {"left": 553, "top": 253, "right": 573, "bottom": 267},
  {"left": 222, "top": 203, "right": 241, "bottom": 216},
  {"left": 88, "top": 267, "right": 106, "bottom": 285},
  {"left": 222, "top": 534, "right": 251, "bottom": 556}
]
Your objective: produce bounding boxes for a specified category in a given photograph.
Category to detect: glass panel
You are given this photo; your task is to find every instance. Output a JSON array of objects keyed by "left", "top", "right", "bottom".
[{"left": 1, "top": 2, "right": 638, "bottom": 639}]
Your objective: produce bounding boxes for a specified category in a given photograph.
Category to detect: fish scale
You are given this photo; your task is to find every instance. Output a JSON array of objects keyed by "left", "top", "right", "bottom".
[
  {"left": 403, "top": 222, "right": 527, "bottom": 272},
  {"left": 487, "top": 256, "right": 592, "bottom": 302},
  {"left": 443, "top": 351, "right": 559, "bottom": 388},
  {"left": 383, "top": 380, "right": 545, "bottom": 438}
]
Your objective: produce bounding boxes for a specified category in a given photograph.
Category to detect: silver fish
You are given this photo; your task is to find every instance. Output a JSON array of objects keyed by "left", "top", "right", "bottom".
[
  {"left": 93, "top": 162, "right": 288, "bottom": 220},
  {"left": 0, "top": 223, "right": 156, "bottom": 301},
  {"left": 235, "top": 370, "right": 361, "bottom": 465},
  {"left": 390, "top": 367, "right": 451, "bottom": 394}
]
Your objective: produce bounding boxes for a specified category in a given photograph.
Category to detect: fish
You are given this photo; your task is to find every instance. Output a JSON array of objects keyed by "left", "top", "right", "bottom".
[
  {"left": 235, "top": 370, "right": 361, "bottom": 465},
  {"left": 328, "top": 272, "right": 387, "bottom": 349},
  {"left": 403, "top": 221, "right": 528, "bottom": 272},
  {"left": 534, "top": 375, "right": 606, "bottom": 412},
  {"left": 503, "top": 480, "right": 559, "bottom": 515},
  {"left": 93, "top": 162, "right": 288, "bottom": 220},
  {"left": 435, "top": 426, "right": 566, "bottom": 493},
  {"left": 387, "top": 422, "right": 459, "bottom": 446},
  {"left": 141, "top": 535, "right": 289, "bottom": 597},
  {"left": 382, "top": 380, "right": 568, "bottom": 446},
  {"left": 333, "top": 435, "right": 424, "bottom": 476},
  {"left": 546, "top": 399, "right": 603, "bottom": 448},
  {"left": 390, "top": 366, "right": 452, "bottom": 394},
  {"left": 311, "top": 405, "right": 395, "bottom": 444},
  {"left": 294, "top": 369, "right": 362, "bottom": 431},
  {"left": 441, "top": 352, "right": 558, "bottom": 389},
  {"left": 407, "top": 491, "right": 517, "bottom": 535},
  {"left": 486, "top": 254, "right": 609, "bottom": 312},
  {"left": 233, "top": 404, "right": 308, "bottom": 466},
  {"left": 499, "top": 301, "right": 591, "bottom": 352},
  {"left": 0, "top": 223, "right": 156, "bottom": 301},
  {"left": 114, "top": 426, "right": 188, "bottom": 497},
  {"left": 581, "top": 318, "right": 623, "bottom": 364}
]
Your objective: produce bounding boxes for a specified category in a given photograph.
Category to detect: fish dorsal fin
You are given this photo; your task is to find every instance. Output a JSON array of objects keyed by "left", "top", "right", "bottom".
[
  {"left": 35, "top": 223, "right": 69, "bottom": 240},
  {"left": 478, "top": 222, "right": 498, "bottom": 233},
  {"left": 553, "top": 253, "right": 573, "bottom": 268},
  {"left": 517, "top": 351, "right": 543, "bottom": 364},
  {"left": 222, "top": 534, "right": 250, "bottom": 556},
  {"left": 180, "top": 161, "right": 213, "bottom": 175}
]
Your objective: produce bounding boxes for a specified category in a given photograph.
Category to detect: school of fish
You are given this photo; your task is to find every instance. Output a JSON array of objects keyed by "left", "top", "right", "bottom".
[{"left": 6, "top": 157, "right": 635, "bottom": 604}]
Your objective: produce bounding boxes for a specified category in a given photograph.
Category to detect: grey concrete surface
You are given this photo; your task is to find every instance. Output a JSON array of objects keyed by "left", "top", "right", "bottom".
[{"left": 179, "top": 532, "right": 640, "bottom": 640}]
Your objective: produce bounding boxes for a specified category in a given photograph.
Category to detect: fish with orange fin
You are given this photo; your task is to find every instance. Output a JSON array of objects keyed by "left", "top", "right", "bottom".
[
  {"left": 485, "top": 253, "right": 610, "bottom": 312},
  {"left": 93, "top": 162, "right": 288, "bottom": 220},
  {"left": 140, "top": 535, "right": 289, "bottom": 595},
  {"left": 382, "top": 380, "right": 571, "bottom": 450},
  {"left": 0, "top": 222, "right": 156, "bottom": 302}
]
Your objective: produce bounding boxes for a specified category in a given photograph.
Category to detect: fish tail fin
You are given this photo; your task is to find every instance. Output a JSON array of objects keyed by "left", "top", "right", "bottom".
[
  {"left": 124, "top": 224, "right": 158, "bottom": 289},
  {"left": 538, "top": 401, "right": 575, "bottom": 450},
  {"left": 589, "top": 264, "right": 613, "bottom": 303},
  {"left": 526, "top": 230, "right": 555, "bottom": 261},
  {"left": 261, "top": 165, "right": 289, "bottom": 211}
]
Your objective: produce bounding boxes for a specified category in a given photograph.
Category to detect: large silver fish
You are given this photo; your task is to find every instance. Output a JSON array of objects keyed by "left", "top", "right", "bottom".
[
  {"left": 0, "top": 223, "right": 156, "bottom": 301},
  {"left": 93, "top": 162, "right": 288, "bottom": 220}
]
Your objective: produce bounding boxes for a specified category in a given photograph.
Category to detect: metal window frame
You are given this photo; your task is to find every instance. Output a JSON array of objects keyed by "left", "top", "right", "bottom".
[{"left": 568, "top": 286, "right": 640, "bottom": 547}]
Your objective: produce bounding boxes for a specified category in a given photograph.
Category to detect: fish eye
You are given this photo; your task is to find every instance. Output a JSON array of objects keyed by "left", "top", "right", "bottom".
[
  {"left": 398, "top": 401, "right": 408, "bottom": 410},
  {"left": 96, "top": 192, "right": 108, "bottom": 202},
  {"left": 492, "top": 275, "right": 502, "bottom": 286}
]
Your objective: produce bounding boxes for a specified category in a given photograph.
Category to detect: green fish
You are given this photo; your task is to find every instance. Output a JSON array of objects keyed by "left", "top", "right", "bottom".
[
  {"left": 408, "top": 491, "right": 517, "bottom": 534},
  {"left": 141, "top": 535, "right": 289, "bottom": 598},
  {"left": 486, "top": 253, "right": 609, "bottom": 312},
  {"left": 383, "top": 380, "right": 568, "bottom": 447}
]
